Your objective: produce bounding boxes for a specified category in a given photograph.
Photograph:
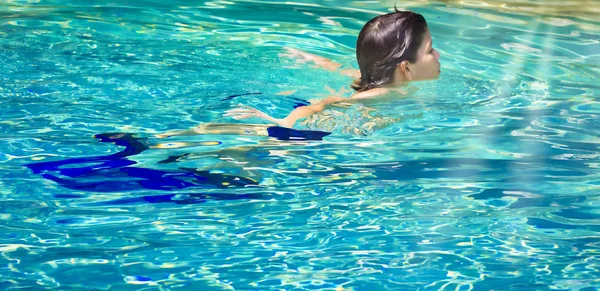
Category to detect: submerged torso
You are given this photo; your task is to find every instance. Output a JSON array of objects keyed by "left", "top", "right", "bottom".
[{"left": 296, "top": 86, "right": 415, "bottom": 135}]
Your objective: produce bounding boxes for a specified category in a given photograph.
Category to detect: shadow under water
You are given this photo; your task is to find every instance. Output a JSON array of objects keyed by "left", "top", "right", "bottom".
[{"left": 24, "top": 133, "right": 259, "bottom": 196}]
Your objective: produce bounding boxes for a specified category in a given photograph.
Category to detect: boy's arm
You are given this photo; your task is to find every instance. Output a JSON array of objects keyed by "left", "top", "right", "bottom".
[
  {"left": 282, "top": 47, "right": 360, "bottom": 79},
  {"left": 224, "top": 88, "right": 390, "bottom": 128},
  {"left": 224, "top": 96, "right": 345, "bottom": 128}
]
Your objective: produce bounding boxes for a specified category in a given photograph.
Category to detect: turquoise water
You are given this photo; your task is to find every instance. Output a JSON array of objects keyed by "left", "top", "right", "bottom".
[{"left": 2, "top": 0, "right": 600, "bottom": 290}]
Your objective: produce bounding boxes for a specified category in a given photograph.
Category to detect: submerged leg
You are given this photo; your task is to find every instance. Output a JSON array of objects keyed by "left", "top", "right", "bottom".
[
  {"left": 156, "top": 123, "right": 271, "bottom": 138},
  {"left": 156, "top": 123, "right": 330, "bottom": 141}
]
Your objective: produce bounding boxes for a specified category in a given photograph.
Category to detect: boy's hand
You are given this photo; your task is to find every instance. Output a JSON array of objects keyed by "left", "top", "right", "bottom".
[
  {"left": 224, "top": 105, "right": 283, "bottom": 125},
  {"left": 280, "top": 47, "right": 360, "bottom": 78},
  {"left": 280, "top": 47, "right": 341, "bottom": 71}
]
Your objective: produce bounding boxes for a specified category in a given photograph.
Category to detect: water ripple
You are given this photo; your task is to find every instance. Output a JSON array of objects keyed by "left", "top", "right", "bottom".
[{"left": 2, "top": 0, "right": 600, "bottom": 290}]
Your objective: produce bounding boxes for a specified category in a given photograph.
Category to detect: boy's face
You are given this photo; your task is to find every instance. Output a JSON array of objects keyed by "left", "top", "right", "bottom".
[{"left": 407, "top": 29, "right": 441, "bottom": 81}]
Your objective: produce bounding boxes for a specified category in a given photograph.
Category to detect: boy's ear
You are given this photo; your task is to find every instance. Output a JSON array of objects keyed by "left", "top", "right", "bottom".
[{"left": 400, "top": 61, "right": 413, "bottom": 81}]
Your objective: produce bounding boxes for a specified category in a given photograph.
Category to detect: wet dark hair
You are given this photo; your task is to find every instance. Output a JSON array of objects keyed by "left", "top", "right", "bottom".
[{"left": 351, "top": 10, "right": 428, "bottom": 92}]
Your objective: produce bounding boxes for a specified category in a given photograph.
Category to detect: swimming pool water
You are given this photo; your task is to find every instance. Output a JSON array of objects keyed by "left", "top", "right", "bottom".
[{"left": 1, "top": 0, "right": 600, "bottom": 290}]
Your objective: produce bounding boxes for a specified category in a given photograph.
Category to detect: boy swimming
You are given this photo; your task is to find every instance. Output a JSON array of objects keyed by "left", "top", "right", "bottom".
[
  {"left": 159, "top": 9, "right": 440, "bottom": 139},
  {"left": 24, "top": 10, "right": 442, "bottom": 193}
]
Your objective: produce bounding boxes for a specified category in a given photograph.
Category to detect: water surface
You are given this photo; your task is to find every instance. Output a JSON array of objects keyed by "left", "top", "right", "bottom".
[{"left": 1, "top": 0, "right": 600, "bottom": 290}]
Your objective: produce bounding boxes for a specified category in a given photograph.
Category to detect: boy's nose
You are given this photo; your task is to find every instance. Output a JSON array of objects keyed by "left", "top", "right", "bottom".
[{"left": 433, "top": 49, "right": 440, "bottom": 61}]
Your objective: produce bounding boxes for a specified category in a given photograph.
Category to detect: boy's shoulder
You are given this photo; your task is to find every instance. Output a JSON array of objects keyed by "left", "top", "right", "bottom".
[{"left": 350, "top": 88, "right": 389, "bottom": 100}]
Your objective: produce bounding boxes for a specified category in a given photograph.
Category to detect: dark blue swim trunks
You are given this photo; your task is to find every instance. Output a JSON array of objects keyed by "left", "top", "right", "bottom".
[{"left": 267, "top": 126, "right": 331, "bottom": 141}]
